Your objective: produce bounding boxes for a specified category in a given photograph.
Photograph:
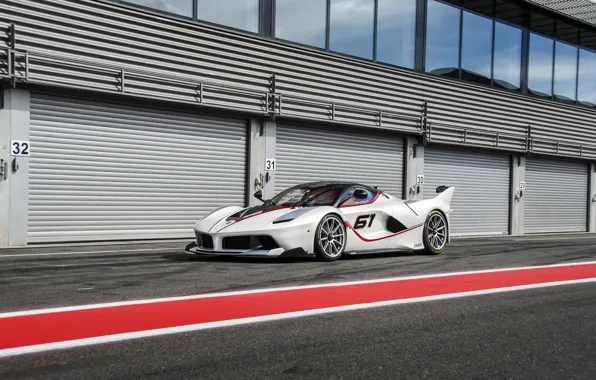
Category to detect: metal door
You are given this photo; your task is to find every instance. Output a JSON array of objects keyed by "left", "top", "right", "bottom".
[
  {"left": 423, "top": 145, "right": 511, "bottom": 236},
  {"left": 275, "top": 123, "right": 404, "bottom": 197},
  {"left": 524, "top": 156, "right": 588, "bottom": 233},
  {"left": 28, "top": 93, "right": 247, "bottom": 242}
]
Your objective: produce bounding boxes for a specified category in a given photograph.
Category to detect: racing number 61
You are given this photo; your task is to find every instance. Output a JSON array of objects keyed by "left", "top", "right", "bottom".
[{"left": 354, "top": 214, "right": 376, "bottom": 229}]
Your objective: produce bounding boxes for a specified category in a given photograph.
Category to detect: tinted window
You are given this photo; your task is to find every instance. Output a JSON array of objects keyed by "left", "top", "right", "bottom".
[
  {"left": 330, "top": 0, "right": 375, "bottom": 59},
  {"left": 426, "top": 0, "right": 461, "bottom": 77},
  {"left": 461, "top": 10, "right": 493, "bottom": 85},
  {"left": 578, "top": 49, "right": 596, "bottom": 107},
  {"left": 462, "top": 0, "right": 493, "bottom": 18},
  {"left": 123, "top": 0, "right": 192, "bottom": 16},
  {"left": 494, "top": 0, "right": 523, "bottom": 27},
  {"left": 272, "top": 186, "right": 342, "bottom": 206},
  {"left": 528, "top": 33, "right": 554, "bottom": 97},
  {"left": 557, "top": 20, "right": 580, "bottom": 46},
  {"left": 582, "top": 29, "right": 596, "bottom": 51},
  {"left": 531, "top": 11, "right": 555, "bottom": 38},
  {"left": 493, "top": 21, "right": 521, "bottom": 90},
  {"left": 553, "top": 41, "right": 578, "bottom": 103},
  {"left": 198, "top": 0, "right": 259, "bottom": 32},
  {"left": 376, "top": 0, "right": 417, "bottom": 68},
  {"left": 276, "top": 0, "right": 327, "bottom": 48}
]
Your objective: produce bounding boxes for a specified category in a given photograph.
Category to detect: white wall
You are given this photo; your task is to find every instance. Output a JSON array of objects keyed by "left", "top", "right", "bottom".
[
  {"left": 0, "top": 89, "right": 11, "bottom": 247},
  {"left": 0, "top": 89, "right": 30, "bottom": 247}
]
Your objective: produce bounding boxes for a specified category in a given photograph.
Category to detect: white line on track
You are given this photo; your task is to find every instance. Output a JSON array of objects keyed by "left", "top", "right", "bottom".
[
  {"left": 513, "top": 236, "right": 596, "bottom": 242},
  {"left": 0, "top": 247, "right": 180, "bottom": 258},
  {"left": 1, "top": 277, "right": 595, "bottom": 358},
  {"left": 2, "top": 260, "right": 596, "bottom": 319}
]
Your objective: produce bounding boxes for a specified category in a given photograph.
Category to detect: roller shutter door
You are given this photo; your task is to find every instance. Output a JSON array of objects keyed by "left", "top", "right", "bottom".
[
  {"left": 524, "top": 157, "right": 588, "bottom": 233},
  {"left": 28, "top": 94, "right": 247, "bottom": 243},
  {"left": 423, "top": 145, "right": 511, "bottom": 236},
  {"left": 275, "top": 124, "right": 404, "bottom": 197}
]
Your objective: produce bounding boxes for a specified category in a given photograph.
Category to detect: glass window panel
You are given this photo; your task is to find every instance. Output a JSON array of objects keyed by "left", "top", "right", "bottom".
[
  {"left": 556, "top": 20, "right": 579, "bottom": 46},
  {"left": 531, "top": 11, "right": 555, "bottom": 38},
  {"left": 198, "top": 0, "right": 259, "bottom": 32},
  {"left": 581, "top": 29, "right": 596, "bottom": 51},
  {"left": 425, "top": 0, "right": 461, "bottom": 78},
  {"left": 123, "top": 0, "right": 192, "bottom": 16},
  {"left": 376, "top": 0, "right": 417, "bottom": 68},
  {"left": 329, "top": 0, "right": 375, "bottom": 59},
  {"left": 275, "top": 0, "right": 326, "bottom": 48},
  {"left": 441, "top": 0, "right": 461, "bottom": 6},
  {"left": 461, "top": 11, "right": 493, "bottom": 85},
  {"left": 462, "top": 0, "right": 494, "bottom": 18},
  {"left": 493, "top": 21, "right": 521, "bottom": 90},
  {"left": 495, "top": 0, "right": 523, "bottom": 27},
  {"left": 528, "top": 33, "right": 554, "bottom": 98},
  {"left": 578, "top": 49, "right": 596, "bottom": 108},
  {"left": 553, "top": 41, "right": 578, "bottom": 103}
]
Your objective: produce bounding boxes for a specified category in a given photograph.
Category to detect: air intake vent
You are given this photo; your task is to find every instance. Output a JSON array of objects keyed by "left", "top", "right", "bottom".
[{"left": 196, "top": 233, "right": 214, "bottom": 249}]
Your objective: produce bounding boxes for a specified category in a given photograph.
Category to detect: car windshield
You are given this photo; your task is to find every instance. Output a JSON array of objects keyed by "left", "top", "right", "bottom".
[{"left": 271, "top": 186, "right": 343, "bottom": 206}]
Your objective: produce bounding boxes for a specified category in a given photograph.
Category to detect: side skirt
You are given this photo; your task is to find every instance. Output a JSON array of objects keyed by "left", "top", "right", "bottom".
[{"left": 343, "top": 248, "right": 417, "bottom": 256}]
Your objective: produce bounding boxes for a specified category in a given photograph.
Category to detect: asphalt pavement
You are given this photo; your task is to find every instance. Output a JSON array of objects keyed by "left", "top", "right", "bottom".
[
  {"left": 1, "top": 234, "right": 596, "bottom": 379},
  {"left": 0, "top": 234, "right": 595, "bottom": 312}
]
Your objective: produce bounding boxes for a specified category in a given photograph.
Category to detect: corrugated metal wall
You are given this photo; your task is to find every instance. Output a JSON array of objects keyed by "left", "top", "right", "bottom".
[
  {"left": 423, "top": 145, "right": 511, "bottom": 236},
  {"left": 524, "top": 156, "right": 588, "bottom": 233},
  {"left": 275, "top": 124, "right": 404, "bottom": 197},
  {"left": 28, "top": 93, "right": 247, "bottom": 242},
  {"left": 2, "top": 0, "right": 596, "bottom": 159}
]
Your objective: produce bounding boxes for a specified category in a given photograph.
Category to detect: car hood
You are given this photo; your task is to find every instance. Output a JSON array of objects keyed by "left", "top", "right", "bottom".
[{"left": 195, "top": 204, "right": 313, "bottom": 234}]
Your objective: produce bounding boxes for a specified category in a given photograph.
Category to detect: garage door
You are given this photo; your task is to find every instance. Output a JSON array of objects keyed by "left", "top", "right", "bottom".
[
  {"left": 423, "top": 145, "right": 511, "bottom": 236},
  {"left": 28, "top": 94, "right": 247, "bottom": 243},
  {"left": 275, "top": 124, "right": 404, "bottom": 197},
  {"left": 524, "top": 157, "right": 588, "bottom": 233}
]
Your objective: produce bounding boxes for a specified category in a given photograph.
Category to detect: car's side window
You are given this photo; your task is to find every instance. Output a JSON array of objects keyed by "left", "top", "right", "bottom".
[{"left": 338, "top": 187, "right": 376, "bottom": 206}]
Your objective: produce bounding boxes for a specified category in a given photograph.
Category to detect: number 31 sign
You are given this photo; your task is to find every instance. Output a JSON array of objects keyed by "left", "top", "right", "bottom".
[
  {"left": 265, "top": 158, "right": 276, "bottom": 171},
  {"left": 11, "top": 140, "right": 31, "bottom": 156}
]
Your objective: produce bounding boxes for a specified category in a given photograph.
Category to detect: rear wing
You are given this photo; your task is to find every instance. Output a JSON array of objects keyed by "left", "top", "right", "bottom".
[{"left": 434, "top": 185, "right": 455, "bottom": 209}]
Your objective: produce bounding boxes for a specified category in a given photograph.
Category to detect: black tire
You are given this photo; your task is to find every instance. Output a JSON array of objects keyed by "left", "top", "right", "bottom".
[
  {"left": 421, "top": 210, "right": 448, "bottom": 255},
  {"left": 314, "top": 214, "right": 347, "bottom": 262}
]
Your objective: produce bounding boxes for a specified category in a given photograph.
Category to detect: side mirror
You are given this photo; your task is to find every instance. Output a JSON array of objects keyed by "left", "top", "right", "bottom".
[
  {"left": 436, "top": 185, "right": 449, "bottom": 193},
  {"left": 354, "top": 189, "right": 369, "bottom": 199},
  {"left": 254, "top": 190, "right": 264, "bottom": 202}
]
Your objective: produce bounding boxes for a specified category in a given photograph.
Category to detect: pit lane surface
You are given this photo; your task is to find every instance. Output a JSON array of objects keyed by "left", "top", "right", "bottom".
[
  {"left": 0, "top": 234, "right": 595, "bottom": 311},
  {"left": 1, "top": 234, "right": 596, "bottom": 379}
]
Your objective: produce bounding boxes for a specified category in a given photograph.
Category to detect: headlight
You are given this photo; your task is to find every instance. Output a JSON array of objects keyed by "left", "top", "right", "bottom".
[{"left": 273, "top": 207, "right": 313, "bottom": 224}]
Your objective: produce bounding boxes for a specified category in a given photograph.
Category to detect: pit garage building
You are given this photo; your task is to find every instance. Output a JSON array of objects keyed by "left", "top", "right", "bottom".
[{"left": 1, "top": 0, "right": 595, "bottom": 247}]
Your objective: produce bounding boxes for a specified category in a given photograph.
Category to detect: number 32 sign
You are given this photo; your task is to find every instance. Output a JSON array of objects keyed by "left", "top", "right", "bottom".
[{"left": 11, "top": 140, "right": 31, "bottom": 156}]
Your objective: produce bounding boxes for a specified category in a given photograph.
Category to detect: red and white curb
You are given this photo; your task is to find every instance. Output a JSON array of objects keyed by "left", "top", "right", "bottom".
[{"left": 1, "top": 261, "right": 596, "bottom": 358}]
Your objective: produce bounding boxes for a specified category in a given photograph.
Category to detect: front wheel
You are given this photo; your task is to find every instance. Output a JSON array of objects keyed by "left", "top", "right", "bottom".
[
  {"left": 314, "top": 214, "right": 347, "bottom": 261},
  {"left": 422, "top": 210, "right": 448, "bottom": 255}
]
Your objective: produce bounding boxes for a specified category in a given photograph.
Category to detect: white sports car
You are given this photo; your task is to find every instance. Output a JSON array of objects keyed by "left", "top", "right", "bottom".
[{"left": 185, "top": 181, "right": 455, "bottom": 261}]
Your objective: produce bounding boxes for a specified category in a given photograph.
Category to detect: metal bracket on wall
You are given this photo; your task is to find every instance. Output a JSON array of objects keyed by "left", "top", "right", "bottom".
[
  {"left": 9, "top": 23, "right": 16, "bottom": 88},
  {"left": 0, "top": 159, "right": 7, "bottom": 182},
  {"left": 527, "top": 125, "right": 534, "bottom": 154},
  {"left": 421, "top": 101, "right": 428, "bottom": 146},
  {"left": 267, "top": 74, "right": 283, "bottom": 120},
  {"left": 268, "top": 74, "right": 277, "bottom": 120},
  {"left": 2, "top": 23, "right": 29, "bottom": 86}
]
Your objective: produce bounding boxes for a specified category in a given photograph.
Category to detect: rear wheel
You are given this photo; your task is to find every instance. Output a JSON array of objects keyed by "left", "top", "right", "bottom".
[
  {"left": 422, "top": 210, "right": 448, "bottom": 255},
  {"left": 314, "top": 214, "right": 346, "bottom": 261}
]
